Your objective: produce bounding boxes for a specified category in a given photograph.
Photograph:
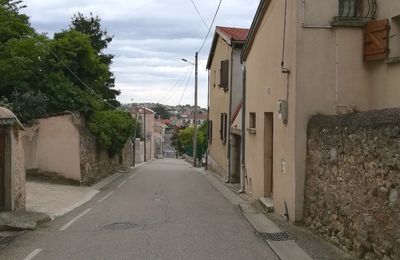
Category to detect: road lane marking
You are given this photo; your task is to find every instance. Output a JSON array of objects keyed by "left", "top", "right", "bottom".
[
  {"left": 59, "top": 208, "right": 92, "bottom": 231},
  {"left": 98, "top": 191, "right": 114, "bottom": 203},
  {"left": 118, "top": 180, "right": 127, "bottom": 188},
  {"left": 23, "top": 248, "right": 43, "bottom": 260},
  {"left": 129, "top": 174, "right": 135, "bottom": 179}
]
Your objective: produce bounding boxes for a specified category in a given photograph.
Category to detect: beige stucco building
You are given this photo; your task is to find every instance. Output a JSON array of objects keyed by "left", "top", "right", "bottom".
[
  {"left": 242, "top": 0, "right": 400, "bottom": 222},
  {"left": 206, "top": 26, "right": 249, "bottom": 182},
  {"left": 130, "top": 107, "right": 155, "bottom": 162}
]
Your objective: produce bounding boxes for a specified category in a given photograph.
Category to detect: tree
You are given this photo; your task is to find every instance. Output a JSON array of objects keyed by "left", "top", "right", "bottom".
[
  {"left": 154, "top": 104, "right": 171, "bottom": 119},
  {"left": 69, "top": 12, "right": 119, "bottom": 102},
  {"left": 171, "top": 121, "right": 208, "bottom": 160}
]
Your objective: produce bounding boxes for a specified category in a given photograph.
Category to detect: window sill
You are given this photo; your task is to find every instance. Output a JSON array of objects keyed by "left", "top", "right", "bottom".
[
  {"left": 331, "top": 18, "right": 368, "bottom": 27},
  {"left": 385, "top": 57, "right": 400, "bottom": 64},
  {"left": 246, "top": 128, "right": 256, "bottom": 135}
]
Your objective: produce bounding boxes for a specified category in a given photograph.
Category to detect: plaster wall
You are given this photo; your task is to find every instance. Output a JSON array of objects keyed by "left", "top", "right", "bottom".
[
  {"left": 244, "top": 0, "right": 298, "bottom": 220},
  {"left": 24, "top": 114, "right": 81, "bottom": 181},
  {"left": 295, "top": 0, "right": 400, "bottom": 220},
  {"left": 208, "top": 36, "right": 231, "bottom": 177}
]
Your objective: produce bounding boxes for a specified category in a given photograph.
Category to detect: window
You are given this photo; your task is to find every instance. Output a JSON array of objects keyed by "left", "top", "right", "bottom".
[
  {"left": 389, "top": 16, "right": 400, "bottom": 59},
  {"left": 219, "top": 60, "right": 229, "bottom": 91},
  {"left": 219, "top": 113, "right": 228, "bottom": 144},
  {"left": 213, "top": 70, "right": 216, "bottom": 88},
  {"left": 249, "top": 113, "right": 256, "bottom": 129},
  {"left": 338, "top": 0, "right": 376, "bottom": 19}
]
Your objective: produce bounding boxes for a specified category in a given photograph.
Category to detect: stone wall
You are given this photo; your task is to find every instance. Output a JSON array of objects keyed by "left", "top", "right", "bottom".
[
  {"left": 13, "top": 130, "right": 25, "bottom": 210},
  {"left": 304, "top": 109, "right": 400, "bottom": 260},
  {"left": 79, "top": 126, "right": 133, "bottom": 185}
]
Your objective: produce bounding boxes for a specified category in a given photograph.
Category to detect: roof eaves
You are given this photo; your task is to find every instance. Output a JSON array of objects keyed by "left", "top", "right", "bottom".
[
  {"left": 241, "top": 0, "right": 271, "bottom": 62},
  {"left": 206, "top": 31, "right": 220, "bottom": 70}
]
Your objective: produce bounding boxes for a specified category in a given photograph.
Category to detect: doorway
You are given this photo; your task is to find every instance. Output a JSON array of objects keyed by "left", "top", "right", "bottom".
[{"left": 263, "top": 113, "right": 273, "bottom": 198}]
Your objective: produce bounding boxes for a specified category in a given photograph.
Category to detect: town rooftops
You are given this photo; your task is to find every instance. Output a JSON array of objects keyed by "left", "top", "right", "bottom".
[{"left": 206, "top": 26, "right": 250, "bottom": 69}]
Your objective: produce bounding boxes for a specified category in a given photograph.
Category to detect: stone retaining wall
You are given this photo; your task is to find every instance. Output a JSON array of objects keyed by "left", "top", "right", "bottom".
[
  {"left": 304, "top": 109, "right": 400, "bottom": 260},
  {"left": 79, "top": 127, "right": 133, "bottom": 185}
]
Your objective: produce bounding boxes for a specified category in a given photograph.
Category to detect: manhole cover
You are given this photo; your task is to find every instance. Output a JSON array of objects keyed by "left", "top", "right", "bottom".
[
  {"left": 255, "top": 231, "right": 293, "bottom": 241},
  {"left": 102, "top": 223, "right": 139, "bottom": 231}
]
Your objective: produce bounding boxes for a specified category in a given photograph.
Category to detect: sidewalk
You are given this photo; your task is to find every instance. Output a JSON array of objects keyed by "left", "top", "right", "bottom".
[
  {"left": 26, "top": 162, "right": 148, "bottom": 220},
  {"left": 195, "top": 167, "right": 354, "bottom": 260}
]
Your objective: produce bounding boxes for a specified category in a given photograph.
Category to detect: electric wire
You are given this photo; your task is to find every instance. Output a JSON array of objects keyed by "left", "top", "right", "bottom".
[
  {"left": 157, "top": 66, "right": 192, "bottom": 104},
  {"left": 189, "top": 0, "right": 209, "bottom": 30},
  {"left": 6, "top": 4, "right": 118, "bottom": 109},
  {"left": 197, "top": 0, "right": 222, "bottom": 53},
  {"left": 178, "top": 67, "right": 194, "bottom": 105}
]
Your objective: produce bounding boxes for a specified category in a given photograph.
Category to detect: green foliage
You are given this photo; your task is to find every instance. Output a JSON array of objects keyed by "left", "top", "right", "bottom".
[
  {"left": 171, "top": 121, "right": 208, "bottom": 160},
  {"left": 153, "top": 104, "right": 171, "bottom": 119},
  {"left": 87, "top": 110, "right": 135, "bottom": 156},
  {"left": 10, "top": 91, "right": 48, "bottom": 123},
  {"left": 0, "top": 2, "right": 130, "bottom": 155}
]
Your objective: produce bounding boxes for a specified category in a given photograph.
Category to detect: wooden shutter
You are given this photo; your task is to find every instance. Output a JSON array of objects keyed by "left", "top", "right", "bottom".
[
  {"left": 219, "top": 60, "right": 229, "bottom": 91},
  {"left": 364, "top": 19, "right": 390, "bottom": 61}
]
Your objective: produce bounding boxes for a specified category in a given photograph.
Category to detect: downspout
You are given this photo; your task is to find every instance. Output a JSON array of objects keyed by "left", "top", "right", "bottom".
[
  {"left": 226, "top": 45, "right": 234, "bottom": 183},
  {"left": 206, "top": 69, "right": 210, "bottom": 170},
  {"left": 239, "top": 64, "right": 246, "bottom": 193}
]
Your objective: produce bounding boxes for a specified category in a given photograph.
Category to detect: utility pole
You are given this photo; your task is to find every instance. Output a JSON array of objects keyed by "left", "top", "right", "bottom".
[
  {"left": 193, "top": 52, "right": 198, "bottom": 167},
  {"left": 143, "top": 106, "right": 147, "bottom": 162}
]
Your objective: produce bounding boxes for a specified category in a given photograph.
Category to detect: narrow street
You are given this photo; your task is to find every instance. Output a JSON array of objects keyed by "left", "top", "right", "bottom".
[{"left": 0, "top": 159, "right": 278, "bottom": 260}]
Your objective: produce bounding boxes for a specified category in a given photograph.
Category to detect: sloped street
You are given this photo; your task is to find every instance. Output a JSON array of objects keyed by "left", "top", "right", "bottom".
[{"left": 0, "top": 159, "right": 278, "bottom": 260}]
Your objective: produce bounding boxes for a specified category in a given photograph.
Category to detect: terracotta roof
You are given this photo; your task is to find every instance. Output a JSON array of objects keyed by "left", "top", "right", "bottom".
[
  {"left": 216, "top": 26, "right": 249, "bottom": 42},
  {"left": 206, "top": 26, "right": 249, "bottom": 69}
]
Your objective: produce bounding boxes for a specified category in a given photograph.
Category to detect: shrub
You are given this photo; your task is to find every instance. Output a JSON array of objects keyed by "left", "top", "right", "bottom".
[{"left": 88, "top": 110, "right": 134, "bottom": 156}]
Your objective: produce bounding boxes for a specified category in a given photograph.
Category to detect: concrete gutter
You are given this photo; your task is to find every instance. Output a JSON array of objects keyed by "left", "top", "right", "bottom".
[{"left": 195, "top": 167, "right": 312, "bottom": 260}]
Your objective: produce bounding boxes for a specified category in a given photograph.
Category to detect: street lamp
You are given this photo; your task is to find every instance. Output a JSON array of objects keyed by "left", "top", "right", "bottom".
[{"left": 181, "top": 52, "right": 199, "bottom": 167}]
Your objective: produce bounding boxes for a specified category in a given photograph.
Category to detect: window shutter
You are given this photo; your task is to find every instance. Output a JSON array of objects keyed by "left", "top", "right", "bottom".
[
  {"left": 364, "top": 19, "right": 390, "bottom": 61},
  {"left": 219, "top": 60, "right": 229, "bottom": 91}
]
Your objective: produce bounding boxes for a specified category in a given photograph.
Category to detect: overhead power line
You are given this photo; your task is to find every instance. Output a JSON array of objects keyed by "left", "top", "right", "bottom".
[
  {"left": 198, "top": 0, "right": 222, "bottom": 53},
  {"left": 178, "top": 67, "right": 194, "bottom": 105},
  {"left": 189, "top": 0, "right": 209, "bottom": 30},
  {"left": 6, "top": 4, "right": 118, "bottom": 109},
  {"left": 157, "top": 66, "right": 192, "bottom": 104}
]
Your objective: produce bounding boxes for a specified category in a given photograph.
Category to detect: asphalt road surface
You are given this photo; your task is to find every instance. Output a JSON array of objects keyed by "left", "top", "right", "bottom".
[{"left": 0, "top": 159, "right": 278, "bottom": 260}]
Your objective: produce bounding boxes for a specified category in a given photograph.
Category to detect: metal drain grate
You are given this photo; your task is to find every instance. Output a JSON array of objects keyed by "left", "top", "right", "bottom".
[
  {"left": 102, "top": 223, "right": 139, "bottom": 231},
  {"left": 255, "top": 231, "right": 293, "bottom": 241}
]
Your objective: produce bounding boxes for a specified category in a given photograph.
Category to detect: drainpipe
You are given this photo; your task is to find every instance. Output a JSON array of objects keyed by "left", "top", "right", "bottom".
[
  {"left": 239, "top": 64, "right": 246, "bottom": 193},
  {"left": 226, "top": 47, "right": 234, "bottom": 183},
  {"left": 206, "top": 69, "right": 210, "bottom": 170}
]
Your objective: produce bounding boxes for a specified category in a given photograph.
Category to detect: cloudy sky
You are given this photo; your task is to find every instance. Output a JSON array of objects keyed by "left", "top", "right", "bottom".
[{"left": 23, "top": 0, "right": 259, "bottom": 107}]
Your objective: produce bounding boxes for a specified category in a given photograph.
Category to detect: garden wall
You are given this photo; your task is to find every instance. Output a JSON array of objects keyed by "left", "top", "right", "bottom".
[{"left": 304, "top": 109, "right": 400, "bottom": 260}]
